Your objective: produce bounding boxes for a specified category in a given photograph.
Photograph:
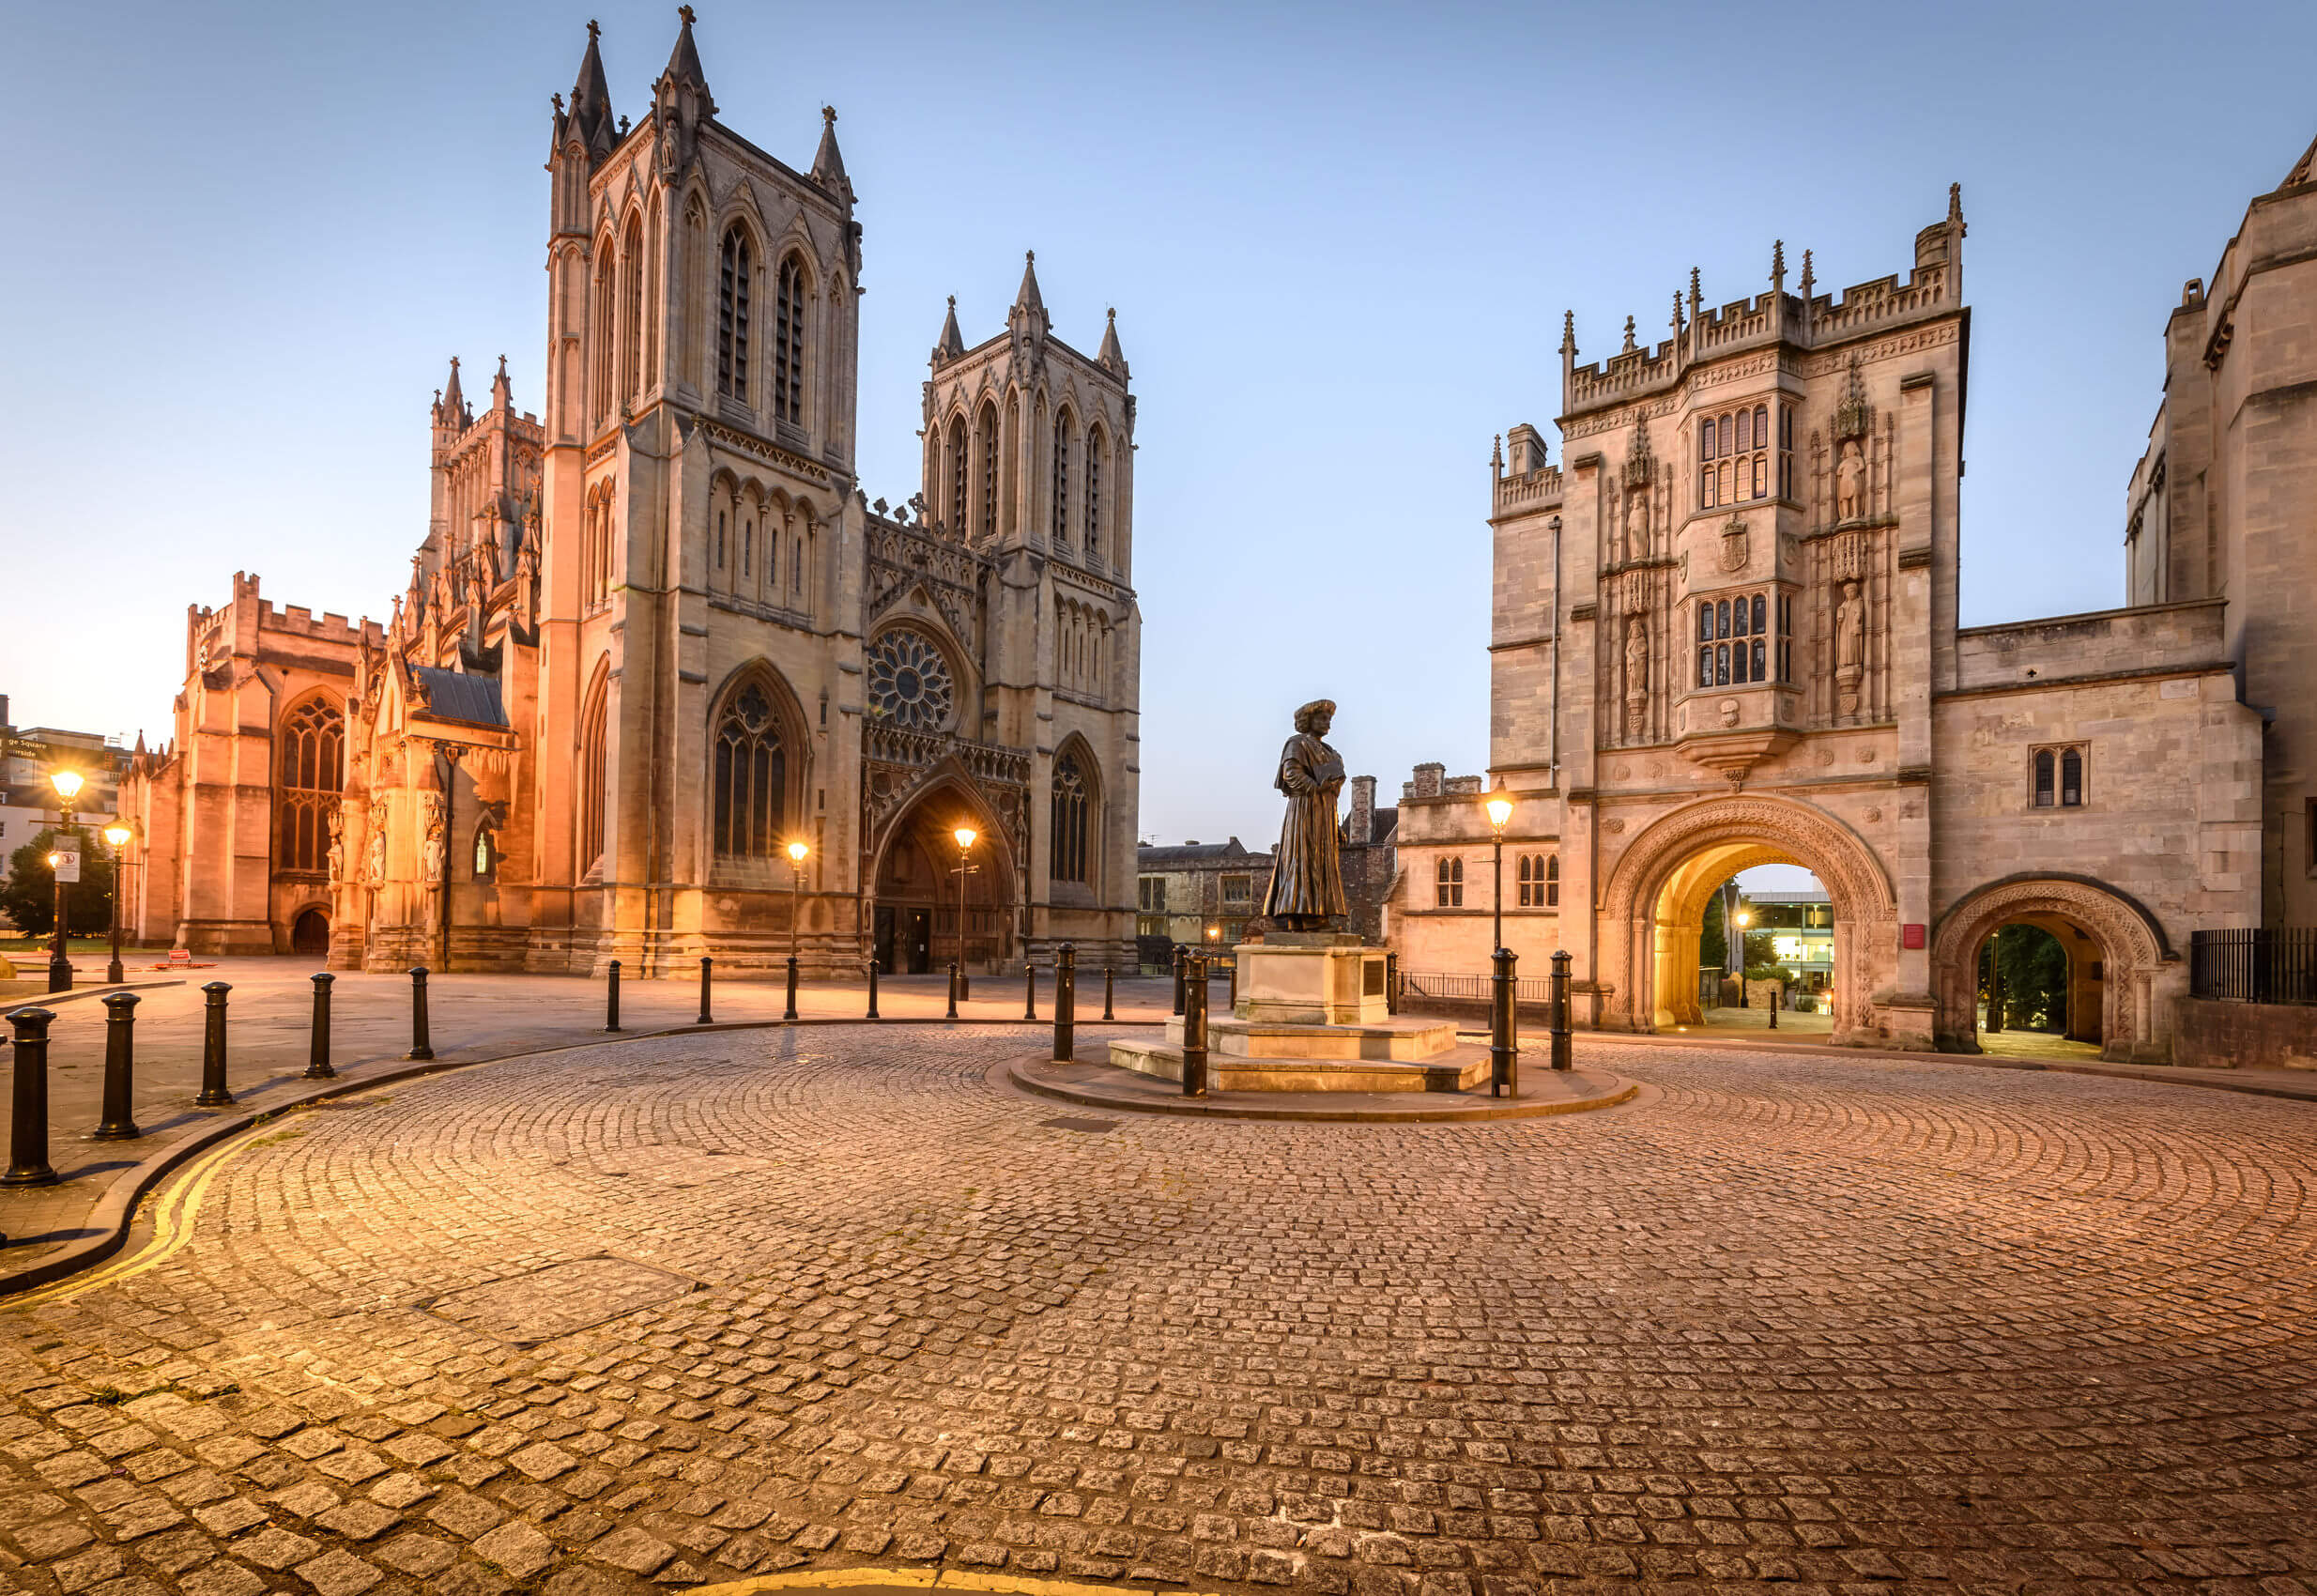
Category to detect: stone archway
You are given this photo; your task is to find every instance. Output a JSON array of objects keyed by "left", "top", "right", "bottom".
[
  {"left": 1930, "top": 874, "right": 2175, "bottom": 1063},
  {"left": 865, "top": 773, "right": 1018, "bottom": 976},
  {"left": 1599, "top": 795, "right": 1899, "bottom": 1047}
]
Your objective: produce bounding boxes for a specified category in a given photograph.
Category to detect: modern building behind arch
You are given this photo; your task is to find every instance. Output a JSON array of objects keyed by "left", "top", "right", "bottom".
[
  {"left": 118, "top": 13, "right": 1141, "bottom": 975},
  {"left": 1392, "top": 141, "right": 2317, "bottom": 1062}
]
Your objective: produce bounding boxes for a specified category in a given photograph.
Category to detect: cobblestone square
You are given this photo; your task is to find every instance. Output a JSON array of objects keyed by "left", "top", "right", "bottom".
[{"left": 3, "top": 1023, "right": 2315, "bottom": 1594}]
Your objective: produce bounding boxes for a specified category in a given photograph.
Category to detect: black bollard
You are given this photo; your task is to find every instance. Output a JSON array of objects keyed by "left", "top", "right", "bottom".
[
  {"left": 303, "top": 974, "right": 334, "bottom": 1082},
  {"left": 605, "top": 959, "right": 623, "bottom": 1033},
  {"left": 1226, "top": 953, "right": 1239, "bottom": 1012},
  {"left": 785, "top": 956, "right": 800, "bottom": 1021},
  {"left": 1053, "top": 944, "right": 1076, "bottom": 1063},
  {"left": 1386, "top": 951, "right": 1400, "bottom": 1016},
  {"left": 94, "top": 991, "right": 142, "bottom": 1140},
  {"left": 1490, "top": 947, "right": 1519, "bottom": 1097},
  {"left": 866, "top": 957, "right": 881, "bottom": 1020},
  {"left": 4, "top": 1008, "right": 59, "bottom": 1188},
  {"left": 1172, "top": 945, "right": 1187, "bottom": 1016},
  {"left": 1181, "top": 954, "right": 1208, "bottom": 1097},
  {"left": 946, "top": 962, "right": 959, "bottom": 1020},
  {"left": 407, "top": 966, "right": 435, "bottom": 1061},
  {"left": 1024, "top": 961, "right": 1037, "bottom": 1021},
  {"left": 1769, "top": 981, "right": 1780, "bottom": 1030},
  {"left": 198, "top": 980, "right": 237, "bottom": 1103},
  {"left": 1102, "top": 965, "right": 1114, "bottom": 1022},
  {"left": 698, "top": 956, "right": 714, "bottom": 1024},
  {"left": 1550, "top": 948, "right": 1573, "bottom": 1072}
]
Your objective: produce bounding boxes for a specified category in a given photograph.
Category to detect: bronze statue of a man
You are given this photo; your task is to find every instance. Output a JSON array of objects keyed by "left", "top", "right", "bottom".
[{"left": 1261, "top": 698, "right": 1349, "bottom": 930}]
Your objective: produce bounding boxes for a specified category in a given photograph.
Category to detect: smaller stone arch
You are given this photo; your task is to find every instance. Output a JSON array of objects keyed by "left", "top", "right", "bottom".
[{"left": 1930, "top": 874, "right": 2176, "bottom": 1063}]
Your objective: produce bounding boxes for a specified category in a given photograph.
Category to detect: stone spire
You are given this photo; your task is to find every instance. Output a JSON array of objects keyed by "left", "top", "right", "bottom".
[
  {"left": 1008, "top": 251, "right": 1049, "bottom": 349},
  {"left": 1014, "top": 250, "right": 1046, "bottom": 317},
  {"left": 490, "top": 355, "right": 512, "bottom": 412},
  {"left": 1097, "top": 307, "right": 1127, "bottom": 376},
  {"left": 657, "top": 6, "right": 713, "bottom": 111},
  {"left": 1558, "top": 310, "right": 1576, "bottom": 357},
  {"left": 434, "top": 356, "right": 467, "bottom": 431},
  {"left": 1771, "top": 238, "right": 1787, "bottom": 292},
  {"left": 652, "top": 6, "right": 715, "bottom": 176},
  {"left": 933, "top": 295, "right": 965, "bottom": 364},
  {"left": 566, "top": 20, "right": 617, "bottom": 162},
  {"left": 811, "top": 105, "right": 851, "bottom": 195}
]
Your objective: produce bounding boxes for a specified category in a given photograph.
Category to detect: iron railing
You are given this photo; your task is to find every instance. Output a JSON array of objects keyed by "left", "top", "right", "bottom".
[
  {"left": 2190, "top": 928, "right": 2317, "bottom": 1005},
  {"left": 1400, "top": 971, "right": 1554, "bottom": 1005}
]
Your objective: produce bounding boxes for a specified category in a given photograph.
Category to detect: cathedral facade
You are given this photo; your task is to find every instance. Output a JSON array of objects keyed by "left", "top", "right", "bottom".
[
  {"left": 1392, "top": 164, "right": 2306, "bottom": 1063},
  {"left": 119, "top": 13, "right": 1142, "bottom": 978}
]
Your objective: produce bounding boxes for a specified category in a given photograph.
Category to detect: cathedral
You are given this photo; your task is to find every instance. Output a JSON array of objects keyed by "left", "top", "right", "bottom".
[
  {"left": 1391, "top": 142, "right": 2317, "bottom": 1064},
  {"left": 119, "top": 11, "right": 1143, "bottom": 979}
]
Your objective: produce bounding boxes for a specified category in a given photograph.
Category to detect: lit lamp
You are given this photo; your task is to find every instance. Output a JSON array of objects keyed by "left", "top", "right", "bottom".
[
  {"left": 952, "top": 826, "right": 977, "bottom": 997},
  {"left": 103, "top": 822, "right": 133, "bottom": 984},
  {"left": 785, "top": 839, "right": 810, "bottom": 966},
  {"left": 46, "top": 768, "right": 85, "bottom": 993},
  {"left": 1483, "top": 792, "right": 1514, "bottom": 955}
]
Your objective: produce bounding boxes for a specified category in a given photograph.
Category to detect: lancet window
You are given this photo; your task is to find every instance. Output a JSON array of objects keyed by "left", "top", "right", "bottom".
[
  {"left": 1517, "top": 853, "right": 1558, "bottom": 908},
  {"left": 1051, "top": 410, "right": 1073, "bottom": 547},
  {"left": 717, "top": 228, "right": 752, "bottom": 404},
  {"left": 1086, "top": 428, "right": 1104, "bottom": 563},
  {"left": 978, "top": 404, "right": 1000, "bottom": 540},
  {"left": 1435, "top": 856, "right": 1464, "bottom": 908},
  {"left": 773, "top": 253, "right": 806, "bottom": 428},
  {"left": 2032, "top": 745, "right": 2087, "bottom": 809}
]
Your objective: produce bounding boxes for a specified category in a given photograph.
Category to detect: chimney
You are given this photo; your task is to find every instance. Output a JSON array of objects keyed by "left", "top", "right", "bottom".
[
  {"left": 1346, "top": 775, "right": 1376, "bottom": 844},
  {"left": 1411, "top": 762, "right": 1446, "bottom": 800}
]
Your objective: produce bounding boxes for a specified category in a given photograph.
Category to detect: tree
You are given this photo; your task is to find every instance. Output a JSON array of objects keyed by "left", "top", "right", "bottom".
[
  {"left": 1981, "top": 923, "right": 2068, "bottom": 1033},
  {"left": 1699, "top": 889, "right": 1727, "bottom": 970},
  {"left": 1, "top": 829, "right": 115, "bottom": 938},
  {"left": 1740, "top": 928, "right": 1783, "bottom": 980}
]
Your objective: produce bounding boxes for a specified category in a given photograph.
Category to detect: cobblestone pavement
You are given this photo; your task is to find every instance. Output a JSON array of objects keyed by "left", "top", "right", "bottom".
[{"left": 3, "top": 1028, "right": 2316, "bottom": 1595}]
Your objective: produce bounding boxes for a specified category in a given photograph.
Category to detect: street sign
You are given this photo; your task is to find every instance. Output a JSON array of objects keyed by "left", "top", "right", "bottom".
[{"left": 52, "top": 848, "right": 80, "bottom": 883}]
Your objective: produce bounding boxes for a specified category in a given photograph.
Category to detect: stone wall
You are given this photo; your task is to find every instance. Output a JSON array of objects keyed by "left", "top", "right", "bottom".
[{"left": 2173, "top": 997, "right": 2317, "bottom": 1070}]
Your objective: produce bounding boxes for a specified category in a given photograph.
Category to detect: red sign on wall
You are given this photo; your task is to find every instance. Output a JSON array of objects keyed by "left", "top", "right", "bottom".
[{"left": 1901, "top": 923, "right": 1926, "bottom": 949}]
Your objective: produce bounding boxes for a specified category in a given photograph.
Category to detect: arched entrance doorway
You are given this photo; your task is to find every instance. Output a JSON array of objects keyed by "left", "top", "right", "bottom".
[
  {"left": 1930, "top": 875, "right": 2175, "bottom": 1063},
  {"left": 1600, "top": 795, "right": 1899, "bottom": 1047},
  {"left": 869, "top": 783, "right": 1016, "bottom": 977},
  {"left": 291, "top": 908, "right": 330, "bottom": 957}
]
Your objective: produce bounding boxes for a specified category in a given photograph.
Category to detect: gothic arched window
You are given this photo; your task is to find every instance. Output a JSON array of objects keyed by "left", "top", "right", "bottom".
[
  {"left": 948, "top": 416, "right": 968, "bottom": 532},
  {"left": 1051, "top": 750, "right": 1091, "bottom": 883},
  {"left": 1051, "top": 409, "right": 1073, "bottom": 547},
  {"left": 717, "top": 227, "right": 752, "bottom": 403},
  {"left": 621, "top": 212, "right": 645, "bottom": 403},
  {"left": 1086, "top": 427, "right": 1105, "bottom": 563},
  {"left": 774, "top": 253, "right": 806, "bottom": 428},
  {"left": 277, "top": 698, "right": 344, "bottom": 875},
  {"left": 2033, "top": 749, "right": 2055, "bottom": 807},
  {"left": 591, "top": 248, "right": 616, "bottom": 424},
  {"left": 1435, "top": 856, "right": 1464, "bottom": 908},
  {"left": 1546, "top": 853, "right": 1559, "bottom": 907},
  {"left": 713, "top": 682, "right": 786, "bottom": 858},
  {"left": 978, "top": 402, "right": 1000, "bottom": 540}
]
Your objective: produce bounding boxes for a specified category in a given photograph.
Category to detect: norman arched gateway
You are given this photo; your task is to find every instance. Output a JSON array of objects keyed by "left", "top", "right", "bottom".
[{"left": 1391, "top": 191, "right": 2268, "bottom": 1060}]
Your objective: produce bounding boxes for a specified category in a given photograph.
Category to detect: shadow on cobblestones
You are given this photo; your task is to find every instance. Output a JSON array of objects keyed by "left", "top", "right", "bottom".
[{"left": 3, "top": 1025, "right": 2316, "bottom": 1594}]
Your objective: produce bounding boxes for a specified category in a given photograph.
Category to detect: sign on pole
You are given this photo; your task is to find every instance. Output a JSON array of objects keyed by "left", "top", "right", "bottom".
[{"left": 52, "top": 849, "right": 80, "bottom": 883}]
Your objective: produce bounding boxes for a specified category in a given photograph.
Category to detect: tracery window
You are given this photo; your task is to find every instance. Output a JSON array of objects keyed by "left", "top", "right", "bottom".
[
  {"left": 948, "top": 416, "right": 968, "bottom": 532},
  {"left": 866, "top": 629, "right": 956, "bottom": 731},
  {"left": 1699, "top": 401, "right": 1773, "bottom": 510},
  {"left": 1435, "top": 856, "right": 1464, "bottom": 908},
  {"left": 717, "top": 228, "right": 752, "bottom": 403},
  {"left": 1051, "top": 749, "right": 1091, "bottom": 883},
  {"left": 621, "top": 212, "right": 644, "bottom": 403},
  {"left": 978, "top": 404, "right": 1000, "bottom": 540},
  {"left": 1051, "top": 410, "right": 1072, "bottom": 546},
  {"left": 578, "top": 668, "right": 608, "bottom": 878},
  {"left": 1696, "top": 590, "right": 1789, "bottom": 687},
  {"left": 713, "top": 683, "right": 786, "bottom": 858},
  {"left": 277, "top": 698, "right": 344, "bottom": 874},
  {"left": 773, "top": 253, "right": 806, "bottom": 429}
]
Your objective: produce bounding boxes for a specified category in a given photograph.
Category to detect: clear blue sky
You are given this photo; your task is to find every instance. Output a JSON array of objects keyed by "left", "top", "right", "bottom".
[{"left": 5, "top": 0, "right": 2312, "bottom": 851}]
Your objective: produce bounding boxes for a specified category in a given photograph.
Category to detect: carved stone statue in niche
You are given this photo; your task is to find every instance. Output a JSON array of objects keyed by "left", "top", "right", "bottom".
[
  {"left": 365, "top": 826, "right": 386, "bottom": 886},
  {"left": 1835, "top": 577, "right": 1867, "bottom": 716},
  {"left": 421, "top": 791, "right": 448, "bottom": 888},
  {"left": 1623, "top": 487, "right": 1650, "bottom": 560},
  {"left": 1623, "top": 621, "right": 1650, "bottom": 739},
  {"left": 1836, "top": 440, "right": 1866, "bottom": 522},
  {"left": 326, "top": 806, "right": 345, "bottom": 886}
]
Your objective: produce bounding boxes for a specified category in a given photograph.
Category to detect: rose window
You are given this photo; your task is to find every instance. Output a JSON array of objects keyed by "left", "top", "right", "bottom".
[{"left": 867, "top": 630, "right": 956, "bottom": 731}]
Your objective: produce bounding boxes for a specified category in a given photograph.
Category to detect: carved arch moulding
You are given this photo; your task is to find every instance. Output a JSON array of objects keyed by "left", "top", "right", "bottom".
[{"left": 1927, "top": 874, "right": 2175, "bottom": 1064}]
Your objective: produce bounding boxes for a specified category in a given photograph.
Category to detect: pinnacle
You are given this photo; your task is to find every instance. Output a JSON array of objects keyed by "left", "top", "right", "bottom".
[{"left": 1014, "top": 250, "right": 1045, "bottom": 315}]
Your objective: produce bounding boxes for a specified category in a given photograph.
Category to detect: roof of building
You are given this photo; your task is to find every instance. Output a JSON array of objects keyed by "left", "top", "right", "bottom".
[
  {"left": 1137, "top": 837, "right": 1271, "bottom": 870},
  {"left": 1744, "top": 888, "right": 1830, "bottom": 905},
  {"left": 411, "top": 668, "right": 507, "bottom": 729}
]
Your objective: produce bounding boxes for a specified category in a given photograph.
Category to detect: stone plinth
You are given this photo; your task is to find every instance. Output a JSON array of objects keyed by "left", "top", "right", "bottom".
[
  {"left": 1236, "top": 935, "right": 1389, "bottom": 1026},
  {"left": 1105, "top": 1035, "right": 1488, "bottom": 1093}
]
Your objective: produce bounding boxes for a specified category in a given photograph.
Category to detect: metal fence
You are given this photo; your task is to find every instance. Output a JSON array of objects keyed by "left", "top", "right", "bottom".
[
  {"left": 1401, "top": 971, "right": 1555, "bottom": 1005},
  {"left": 2190, "top": 928, "right": 2317, "bottom": 1005}
]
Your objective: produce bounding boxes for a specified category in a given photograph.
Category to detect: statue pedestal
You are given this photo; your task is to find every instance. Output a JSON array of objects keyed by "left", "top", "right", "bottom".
[{"left": 1108, "top": 938, "right": 1485, "bottom": 1092}]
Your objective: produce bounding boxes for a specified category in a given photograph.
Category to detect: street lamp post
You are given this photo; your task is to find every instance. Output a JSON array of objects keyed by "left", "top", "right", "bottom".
[
  {"left": 1483, "top": 793, "right": 1513, "bottom": 957},
  {"left": 785, "top": 839, "right": 809, "bottom": 1021},
  {"left": 45, "top": 769, "right": 84, "bottom": 994},
  {"left": 103, "top": 823, "right": 132, "bottom": 985},
  {"left": 952, "top": 826, "right": 977, "bottom": 1000},
  {"left": 1732, "top": 907, "right": 1752, "bottom": 1018}
]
